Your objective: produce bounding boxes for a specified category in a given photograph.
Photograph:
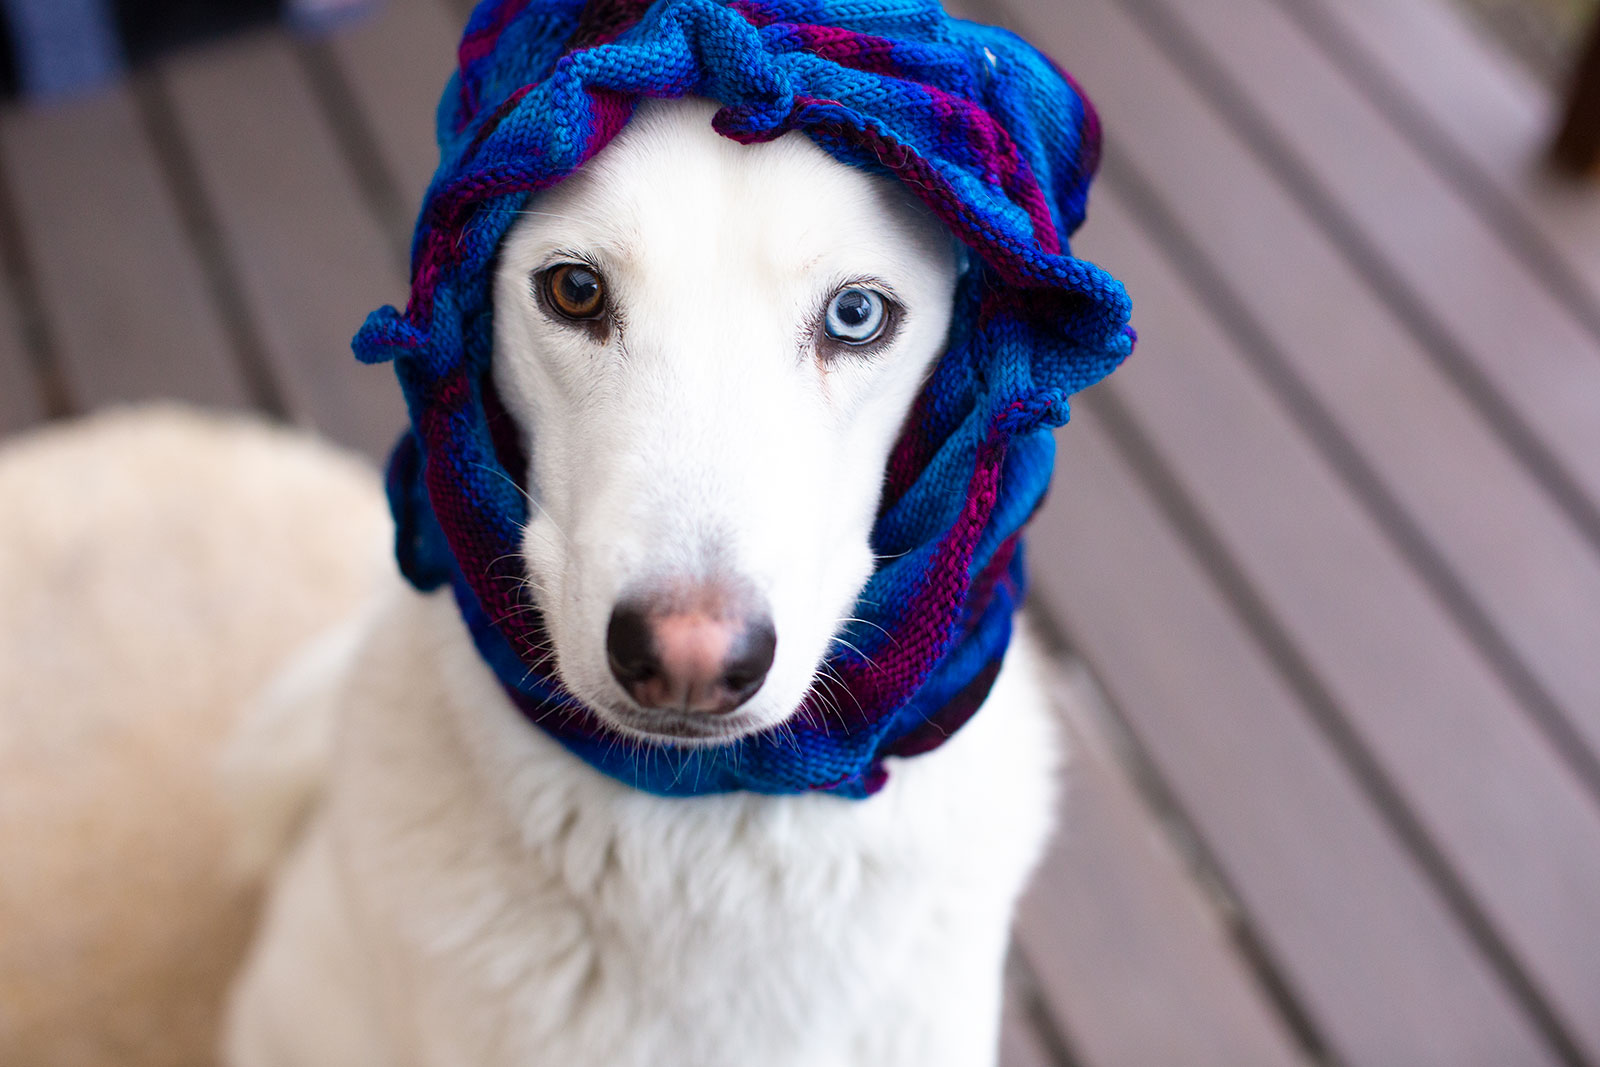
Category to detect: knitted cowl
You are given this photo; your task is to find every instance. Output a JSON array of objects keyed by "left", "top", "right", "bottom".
[{"left": 354, "top": 0, "right": 1133, "bottom": 798}]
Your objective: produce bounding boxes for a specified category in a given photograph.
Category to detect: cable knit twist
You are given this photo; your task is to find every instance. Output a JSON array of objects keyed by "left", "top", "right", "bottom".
[{"left": 353, "top": 0, "right": 1134, "bottom": 798}]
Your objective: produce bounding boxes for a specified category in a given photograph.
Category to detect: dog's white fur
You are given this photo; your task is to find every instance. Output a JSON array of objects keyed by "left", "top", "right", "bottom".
[
  {"left": 491, "top": 99, "right": 969, "bottom": 743},
  {"left": 224, "top": 99, "right": 1060, "bottom": 1066},
  {"left": 0, "top": 407, "right": 390, "bottom": 1067}
]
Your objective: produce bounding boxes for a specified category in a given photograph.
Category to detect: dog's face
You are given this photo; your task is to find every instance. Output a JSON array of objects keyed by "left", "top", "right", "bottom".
[{"left": 492, "top": 98, "right": 959, "bottom": 745}]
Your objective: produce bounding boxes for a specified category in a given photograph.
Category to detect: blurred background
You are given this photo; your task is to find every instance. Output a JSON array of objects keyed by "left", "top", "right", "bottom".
[
  {"left": 0, "top": 0, "right": 1598, "bottom": 1065},
  {"left": 1458, "top": 0, "right": 1596, "bottom": 83}
]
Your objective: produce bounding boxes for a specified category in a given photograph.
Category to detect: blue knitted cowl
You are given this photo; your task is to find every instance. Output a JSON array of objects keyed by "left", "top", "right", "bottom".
[{"left": 353, "top": 0, "right": 1134, "bottom": 798}]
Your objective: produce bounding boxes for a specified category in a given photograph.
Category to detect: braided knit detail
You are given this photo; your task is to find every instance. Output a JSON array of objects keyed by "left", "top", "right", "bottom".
[{"left": 355, "top": 0, "right": 1134, "bottom": 798}]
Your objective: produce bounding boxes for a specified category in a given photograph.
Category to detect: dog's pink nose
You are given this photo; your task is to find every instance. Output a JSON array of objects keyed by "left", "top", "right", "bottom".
[{"left": 606, "top": 594, "right": 776, "bottom": 714}]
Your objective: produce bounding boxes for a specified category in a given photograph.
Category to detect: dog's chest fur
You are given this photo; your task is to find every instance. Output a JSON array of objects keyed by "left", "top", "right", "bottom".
[{"left": 226, "top": 581, "right": 1059, "bottom": 1067}]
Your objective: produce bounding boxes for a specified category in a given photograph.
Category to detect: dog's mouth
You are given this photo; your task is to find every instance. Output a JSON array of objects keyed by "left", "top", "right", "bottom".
[{"left": 599, "top": 704, "right": 768, "bottom": 747}]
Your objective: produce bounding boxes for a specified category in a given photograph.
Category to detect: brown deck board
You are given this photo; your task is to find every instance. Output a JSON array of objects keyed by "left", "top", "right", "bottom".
[
  {"left": 1280, "top": 0, "right": 1600, "bottom": 307},
  {"left": 156, "top": 31, "right": 407, "bottom": 461},
  {"left": 0, "top": 200, "right": 42, "bottom": 433},
  {"left": 1030, "top": 402, "right": 1561, "bottom": 1067},
  {"left": 323, "top": 0, "right": 459, "bottom": 238},
  {"left": 1119, "top": 0, "right": 1600, "bottom": 817},
  {"left": 0, "top": 268, "right": 40, "bottom": 434},
  {"left": 1000, "top": 0, "right": 1600, "bottom": 1050},
  {"left": 0, "top": 87, "right": 248, "bottom": 412},
  {"left": 1079, "top": 180, "right": 1600, "bottom": 1062},
  {"left": 1127, "top": 0, "right": 1600, "bottom": 542},
  {"left": 1016, "top": 0, "right": 1600, "bottom": 791},
  {"left": 999, "top": 2, "right": 1600, "bottom": 1047},
  {"left": 1015, "top": 663, "right": 1310, "bottom": 1067}
]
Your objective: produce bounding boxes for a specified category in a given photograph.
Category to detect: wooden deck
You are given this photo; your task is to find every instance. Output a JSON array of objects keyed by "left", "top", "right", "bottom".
[{"left": 2, "top": 0, "right": 1598, "bottom": 1064}]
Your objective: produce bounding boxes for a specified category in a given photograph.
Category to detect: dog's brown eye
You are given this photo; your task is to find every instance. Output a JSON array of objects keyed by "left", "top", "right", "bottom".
[{"left": 544, "top": 264, "right": 605, "bottom": 320}]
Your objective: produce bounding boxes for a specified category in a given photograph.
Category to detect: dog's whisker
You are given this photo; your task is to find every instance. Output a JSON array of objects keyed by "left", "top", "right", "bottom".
[
  {"left": 513, "top": 208, "right": 586, "bottom": 224},
  {"left": 470, "top": 461, "right": 572, "bottom": 546},
  {"left": 835, "top": 615, "right": 896, "bottom": 644},
  {"left": 816, "top": 662, "right": 863, "bottom": 717},
  {"left": 482, "top": 548, "right": 531, "bottom": 572},
  {"left": 827, "top": 635, "right": 881, "bottom": 673},
  {"left": 492, "top": 603, "right": 545, "bottom": 623},
  {"left": 666, "top": 746, "right": 692, "bottom": 790},
  {"left": 809, "top": 685, "right": 850, "bottom": 735}
]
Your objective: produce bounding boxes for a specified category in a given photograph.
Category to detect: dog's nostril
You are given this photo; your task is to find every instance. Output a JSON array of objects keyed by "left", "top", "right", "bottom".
[
  {"left": 720, "top": 617, "right": 776, "bottom": 701},
  {"left": 606, "top": 598, "right": 776, "bottom": 715},
  {"left": 606, "top": 605, "right": 661, "bottom": 686}
]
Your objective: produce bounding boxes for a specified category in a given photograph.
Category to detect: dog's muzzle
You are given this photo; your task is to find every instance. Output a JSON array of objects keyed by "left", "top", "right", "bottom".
[{"left": 606, "top": 586, "right": 777, "bottom": 716}]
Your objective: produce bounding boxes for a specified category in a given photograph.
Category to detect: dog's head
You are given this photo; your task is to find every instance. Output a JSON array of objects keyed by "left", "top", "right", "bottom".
[
  {"left": 357, "top": 0, "right": 1136, "bottom": 791},
  {"left": 492, "top": 98, "right": 959, "bottom": 744}
]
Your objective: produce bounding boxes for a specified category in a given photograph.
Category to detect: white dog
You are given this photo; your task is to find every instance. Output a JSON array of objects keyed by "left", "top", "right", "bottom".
[{"left": 223, "top": 98, "right": 1061, "bottom": 1067}]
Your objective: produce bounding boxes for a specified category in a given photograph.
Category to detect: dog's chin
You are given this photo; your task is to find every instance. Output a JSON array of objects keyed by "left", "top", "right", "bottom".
[{"left": 597, "top": 705, "right": 776, "bottom": 747}]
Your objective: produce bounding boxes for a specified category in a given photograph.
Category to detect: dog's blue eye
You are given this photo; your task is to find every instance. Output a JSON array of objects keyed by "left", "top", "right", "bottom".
[{"left": 825, "top": 288, "right": 887, "bottom": 344}]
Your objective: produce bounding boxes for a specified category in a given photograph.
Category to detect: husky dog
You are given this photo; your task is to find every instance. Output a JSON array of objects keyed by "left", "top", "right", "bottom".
[{"left": 222, "top": 98, "right": 1061, "bottom": 1067}]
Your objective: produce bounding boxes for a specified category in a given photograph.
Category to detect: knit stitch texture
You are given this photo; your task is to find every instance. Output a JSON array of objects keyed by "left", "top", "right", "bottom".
[{"left": 354, "top": 0, "right": 1134, "bottom": 798}]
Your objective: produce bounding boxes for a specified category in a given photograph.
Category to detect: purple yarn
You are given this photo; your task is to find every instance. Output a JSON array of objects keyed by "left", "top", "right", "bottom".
[{"left": 355, "top": 0, "right": 1134, "bottom": 797}]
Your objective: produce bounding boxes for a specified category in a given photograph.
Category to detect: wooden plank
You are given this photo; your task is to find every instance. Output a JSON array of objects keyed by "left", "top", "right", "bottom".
[
  {"left": 0, "top": 87, "right": 249, "bottom": 411},
  {"left": 1029, "top": 402, "right": 1560, "bottom": 1067},
  {"left": 1016, "top": 663, "right": 1310, "bottom": 1067},
  {"left": 1111, "top": 0, "right": 1600, "bottom": 807},
  {"left": 0, "top": 216, "right": 43, "bottom": 434},
  {"left": 1278, "top": 0, "right": 1600, "bottom": 303},
  {"left": 1077, "top": 175, "right": 1600, "bottom": 1062},
  {"left": 157, "top": 30, "right": 407, "bottom": 461},
  {"left": 1002, "top": 0, "right": 1600, "bottom": 871},
  {"left": 322, "top": 0, "right": 459, "bottom": 234},
  {"left": 0, "top": 279, "right": 42, "bottom": 435},
  {"left": 1117, "top": 0, "right": 1600, "bottom": 540}
]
